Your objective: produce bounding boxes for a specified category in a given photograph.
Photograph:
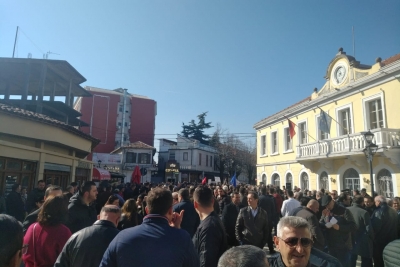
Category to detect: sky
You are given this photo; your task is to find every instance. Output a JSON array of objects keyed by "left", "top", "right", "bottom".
[{"left": 1, "top": 1, "right": 400, "bottom": 150}]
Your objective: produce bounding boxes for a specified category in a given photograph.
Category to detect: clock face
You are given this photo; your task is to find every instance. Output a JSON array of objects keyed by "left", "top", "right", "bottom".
[{"left": 335, "top": 66, "right": 346, "bottom": 84}]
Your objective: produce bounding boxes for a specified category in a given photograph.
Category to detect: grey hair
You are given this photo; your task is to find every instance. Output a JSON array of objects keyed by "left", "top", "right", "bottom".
[
  {"left": 218, "top": 245, "right": 268, "bottom": 267},
  {"left": 375, "top": 195, "right": 387, "bottom": 203},
  {"left": 316, "top": 191, "right": 323, "bottom": 198},
  {"left": 276, "top": 216, "right": 311, "bottom": 238}
]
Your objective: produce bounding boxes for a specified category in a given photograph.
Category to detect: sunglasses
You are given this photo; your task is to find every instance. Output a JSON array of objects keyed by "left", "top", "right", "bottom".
[{"left": 278, "top": 237, "right": 313, "bottom": 248}]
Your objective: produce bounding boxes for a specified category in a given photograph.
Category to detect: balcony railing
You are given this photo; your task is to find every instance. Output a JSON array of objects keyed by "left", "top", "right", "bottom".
[{"left": 296, "top": 128, "right": 400, "bottom": 159}]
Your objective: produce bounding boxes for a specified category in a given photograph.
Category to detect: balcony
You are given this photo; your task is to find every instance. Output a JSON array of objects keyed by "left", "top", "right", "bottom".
[{"left": 296, "top": 128, "right": 400, "bottom": 160}]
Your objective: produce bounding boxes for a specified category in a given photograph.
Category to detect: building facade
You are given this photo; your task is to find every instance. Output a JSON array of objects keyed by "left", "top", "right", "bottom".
[
  {"left": 158, "top": 136, "right": 219, "bottom": 183},
  {"left": 74, "top": 86, "right": 157, "bottom": 154},
  {"left": 254, "top": 49, "right": 400, "bottom": 197}
]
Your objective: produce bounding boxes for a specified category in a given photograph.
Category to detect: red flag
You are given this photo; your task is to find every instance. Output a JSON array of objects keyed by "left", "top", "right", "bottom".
[
  {"left": 288, "top": 119, "right": 296, "bottom": 139},
  {"left": 201, "top": 177, "right": 207, "bottom": 185}
]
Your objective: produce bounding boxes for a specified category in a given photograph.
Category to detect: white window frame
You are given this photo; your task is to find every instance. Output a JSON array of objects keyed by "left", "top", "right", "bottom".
[
  {"left": 335, "top": 103, "right": 354, "bottom": 136},
  {"left": 297, "top": 119, "right": 308, "bottom": 145},
  {"left": 283, "top": 126, "right": 293, "bottom": 153},
  {"left": 362, "top": 92, "right": 386, "bottom": 130},
  {"left": 260, "top": 134, "right": 267, "bottom": 156},
  {"left": 315, "top": 113, "right": 330, "bottom": 141},
  {"left": 270, "top": 130, "right": 279, "bottom": 155}
]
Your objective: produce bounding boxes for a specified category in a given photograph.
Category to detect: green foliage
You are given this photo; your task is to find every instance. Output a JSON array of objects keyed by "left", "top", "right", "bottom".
[{"left": 181, "top": 112, "right": 213, "bottom": 144}]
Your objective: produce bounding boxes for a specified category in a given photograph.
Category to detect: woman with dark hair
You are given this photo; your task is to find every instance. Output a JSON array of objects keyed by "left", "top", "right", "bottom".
[
  {"left": 106, "top": 195, "right": 120, "bottom": 207},
  {"left": 117, "top": 199, "right": 143, "bottom": 230},
  {"left": 22, "top": 195, "right": 71, "bottom": 267}
]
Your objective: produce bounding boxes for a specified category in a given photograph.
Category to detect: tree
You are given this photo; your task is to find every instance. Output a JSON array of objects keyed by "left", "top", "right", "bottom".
[{"left": 181, "top": 112, "right": 213, "bottom": 144}]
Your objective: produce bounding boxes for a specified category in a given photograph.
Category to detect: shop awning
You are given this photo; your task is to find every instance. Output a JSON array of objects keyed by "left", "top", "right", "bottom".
[{"left": 92, "top": 168, "right": 111, "bottom": 181}]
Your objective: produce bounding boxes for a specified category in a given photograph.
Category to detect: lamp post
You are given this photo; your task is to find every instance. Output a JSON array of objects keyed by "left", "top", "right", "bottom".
[{"left": 363, "top": 130, "right": 378, "bottom": 196}]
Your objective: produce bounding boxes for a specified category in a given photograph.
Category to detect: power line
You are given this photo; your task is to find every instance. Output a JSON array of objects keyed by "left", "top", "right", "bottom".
[{"left": 18, "top": 27, "right": 45, "bottom": 55}]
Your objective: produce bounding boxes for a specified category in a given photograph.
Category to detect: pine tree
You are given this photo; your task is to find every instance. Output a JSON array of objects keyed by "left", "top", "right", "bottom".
[{"left": 181, "top": 112, "right": 213, "bottom": 144}]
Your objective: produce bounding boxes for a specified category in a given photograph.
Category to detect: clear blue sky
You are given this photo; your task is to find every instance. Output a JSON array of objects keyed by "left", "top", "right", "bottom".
[{"left": 1, "top": 1, "right": 399, "bottom": 149}]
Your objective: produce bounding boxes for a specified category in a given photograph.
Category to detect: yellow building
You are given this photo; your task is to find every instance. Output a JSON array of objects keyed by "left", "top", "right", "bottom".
[{"left": 254, "top": 48, "right": 400, "bottom": 198}]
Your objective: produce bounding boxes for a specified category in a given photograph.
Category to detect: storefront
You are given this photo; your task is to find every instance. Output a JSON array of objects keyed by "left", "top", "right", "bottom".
[
  {"left": 165, "top": 162, "right": 180, "bottom": 183},
  {"left": 0, "top": 157, "right": 37, "bottom": 196}
]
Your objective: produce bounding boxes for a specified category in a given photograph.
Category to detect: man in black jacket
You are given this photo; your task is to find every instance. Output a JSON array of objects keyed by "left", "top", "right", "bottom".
[
  {"left": 371, "top": 195, "right": 398, "bottom": 267},
  {"left": 67, "top": 181, "right": 98, "bottom": 233},
  {"left": 5, "top": 183, "right": 25, "bottom": 222},
  {"left": 55, "top": 205, "right": 120, "bottom": 267},
  {"left": 25, "top": 180, "right": 45, "bottom": 213},
  {"left": 173, "top": 188, "right": 199, "bottom": 238},
  {"left": 222, "top": 192, "right": 243, "bottom": 247},
  {"left": 258, "top": 185, "right": 277, "bottom": 254},
  {"left": 235, "top": 191, "right": 269, "bottom": 249},
  {"left": 193, "top": 186, "right": 228, "bottom": 267}
]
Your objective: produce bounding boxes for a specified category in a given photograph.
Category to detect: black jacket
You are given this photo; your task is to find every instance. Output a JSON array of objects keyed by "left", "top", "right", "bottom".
[
  {"left": 221, "top": 202, "right": 241, "bottom": 246},
  {"left": 294, "top": 207, "right": 325, "bottom": 251},
  {"left": 117, "top": 213, "right": 143, "bottom": 230},
  {"left": 268, "top": 248, "right": 343, "bottom": 267},
  {"left": 67, "top": 193, "right": 97, "bottom": 233},
  {"left": 371, "top": 202, "right": 398, "bottom": 248},
  {"left": 235, "top": 206, "right": 269, "bottom": 248},
  {"left": 347, "top": 203, "right": 373, "bottom": 257},
  {"left": 54, "top": 220, "right": 119, "bottom": 267},
  {"left": 192, "top": 211, "right": 228, "bottom": 267},
  {"left": 258, "top": 194, "right": 277, "bottom": 224},
  {"left": 173, "top": 199, "right": 200, "bottom": 238},
  {"left": 218, "top": 195, "right": 231, "bottom": 216},
  {"left": 6, "top": 191, "right": 25, "bottom": 222},
  {"left": 22, "top": 208, "right": 40, "bottom": 235},
  {"left": 25, "top": 188, "right": 45, "bottom": 213}
]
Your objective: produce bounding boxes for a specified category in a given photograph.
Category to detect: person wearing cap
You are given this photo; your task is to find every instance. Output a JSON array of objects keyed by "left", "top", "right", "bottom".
[{"left": 319, "top": 194, "right": 357, "bottom": 267}]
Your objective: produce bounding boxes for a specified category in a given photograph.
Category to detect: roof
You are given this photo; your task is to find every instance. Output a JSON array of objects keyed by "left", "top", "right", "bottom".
[
  {"left": 110, "top": 141, "right": 155, "bottom": 154},
  {"left": 0, "top": 103, "right": 100, "bottom": 146},
  {"left": 381, "top": 53, "right": 400, "bottom": 66},
  {"left": 84, "top": 86, "right": 152, "bottom": 100}
]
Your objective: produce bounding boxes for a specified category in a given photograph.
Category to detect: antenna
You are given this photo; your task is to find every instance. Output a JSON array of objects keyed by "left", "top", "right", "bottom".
[
  {"left": 12, "top": 26, "right": 19, "bottom": 58},
  {"left": 44, "top": 51, "right": 61, "bottom": 59},
  {"left": 352, "top": 26, "right": 355, "bottom": 57}
]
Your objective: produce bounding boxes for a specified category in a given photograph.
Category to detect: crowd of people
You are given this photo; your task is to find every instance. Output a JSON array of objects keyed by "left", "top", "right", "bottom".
[{"left": 1, "top": 179, "right": 400, "bottom": 267}]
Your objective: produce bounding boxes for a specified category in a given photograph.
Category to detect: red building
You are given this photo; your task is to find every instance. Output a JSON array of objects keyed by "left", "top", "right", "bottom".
[{"left": 74, "top": 86, "right": 156, "bottom": 154}]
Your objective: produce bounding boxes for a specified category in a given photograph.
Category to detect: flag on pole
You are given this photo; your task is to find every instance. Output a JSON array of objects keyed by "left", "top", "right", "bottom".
[
  {"left": 201, "top": 177, "right": 207, "bottom": 185},
  {"left": 288, "top": 119, "right": 296, "bottom": 139},
  {"left": 230, "top": 172, "right": 237, "bottom": 187},
  {"left": 319, "top": 109, "right": 332, "bottom": 134}
]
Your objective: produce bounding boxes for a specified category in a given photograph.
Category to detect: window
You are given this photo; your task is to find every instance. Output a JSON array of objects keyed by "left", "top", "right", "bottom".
[
  {"left": 377, "top": 169, "right": 393, "bottom": 198},
  {"left": 271, "top": 131, "right": 278, "bottom": 154},
  {"left": 139, "top": 153, "right": 151, "bottom": 164},
  {"left": 343, "top": 168, "right": 360, "bottom": 192},
  {"left": 319, "top": 171, "right": 329, "bottom": 190},
  {"left": 169, "top": 151, "right": 175, "bottom": 160},
  {"left": 210, "top": 156, "right": 213, "bottom": 167},
  {"left": 339, "top": 108, "right": 353, "bottom": 135},
  {"left": 286, "top": 173, "right": 293, "bottom": 184},
  {"left": 124, "top": 122, "right": 128, "bottom": 127},
  {"left": 301, "top": 172, "right": 309, "bottom": 190},
  {"left": 119, "top": 106, "right": 123, "bottom": 112},
  {"left": 262, "top": 174, "right": 267, "bottom": 185},
  {"left": 284, "top": 127, "right": 292, "bottom": 151},
  {"left": 183, "top": 152, "right": 188, "bottom": 161},
  {"left": 272, "top": 173, "right": 280, "bottom": 187},
  {"left": 299, "top": 122, "right": 307, "bottom": 144},
  {"left": 199, "top": 153, "right": 202, "bottom": 166},
  {"left": 367, "top": 99, "right": 384, "bottom": 129},
  {"left": 206, "top": 155, "right": 209, "bottom": 166},
  {"left": 317, "top": 116, "right": 329, "bottom": 140},
  {"left": 117, "top": 122, "right": 122, "bottom": 126},
  {"left": 260, "top": 135, "right": 266, "bottom": 155},
  {"left": 126, "top": 152, "right": 137, "bottom": 163}
]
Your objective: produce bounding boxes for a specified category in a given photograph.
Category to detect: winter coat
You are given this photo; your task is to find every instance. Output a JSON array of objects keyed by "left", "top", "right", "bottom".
[
  {"left": 67, "top": 193, "right": 97, "bottom": 233},
  {"left": 258, "top": 194, "right": 277, "bottom": 225},
  {"left": 383, "top": 239, "right": 400, "bottom": 267},
  {"left": 371, "top": 202, "right": 398, "bottom": 248},
  {"left": 235, "top": 206, "right": 269, "bottom": 248},
  {"left": 346, "top": 203, "right": 373, "bottom": 257},
  {"left": 54, "top": 220, "right": 119, "bottom": 267},
  {"left": 218, "top": 195, "right": 231, "bottom": 215},
  {"left": 117, "top": 213, "right": 143, "bottom": 230},
  {"left": 6, "top": 191, "right": 25, "bottom": 222},
  {"left": 22, "top": 208, "right": 40, "bottom": 235},
  {"left": 25, "top": 188, "right": 45, "bottom": 213},
  {"left": 173, "top": 199, "right": 200, "bottom": 238},
  {"left": 293, "top": 207, "right": 325, "bottom": 251},
  {"left": 222, "top": 202, "right": 241, "bottom": 246}
]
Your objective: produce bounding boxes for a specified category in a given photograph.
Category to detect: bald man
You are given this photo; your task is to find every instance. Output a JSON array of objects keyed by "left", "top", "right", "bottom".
[
  {"left": 291, "top": 199, "right": 325, "bottom": 250},
  {"left": 55, "top": 205, "right": 121, "bottom": 267}
]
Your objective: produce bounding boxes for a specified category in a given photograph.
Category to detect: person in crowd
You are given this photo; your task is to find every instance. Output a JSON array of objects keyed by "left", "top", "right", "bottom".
[
  {"left": 23, "top": 195, "right": 71, "bottom": 267},
  {"left": 0, "top": 192, "right": 7, "bottom": 214},
  {"left": 172, "top": 192, "right": 179, "bottom": 205},
  {"left": 21, "top": 187, "right": 28, "bottom": 206},
  {"left": 25, "top": 180, "right": 46, "bottom": 213},
  {"left": 6, "top": 183, "right": 25, "bottom": 222},
  {"left": 316, "top": 191, "right": 323, "bottom": 201},
  {"left": 320, "top": 195, "right": 357, "bottom": 267},
  {"left": 258, "top": 185, "right": 277, "bottom": 254},
  {"left": 347, "top": 195, "right": 373, "bottom": 267},
  {"left": 117, "top": 199, "right": 143, "bottom": 230},
  {"left": 70, "top": 182, "right": 78, "bottom": 193},
  {"left": 0, "top": 214, "right": 24, "bottom": 267},
  {"left": 291, "top": 199, "right": 325, "bottom": 251},
  {"left": 222, "top": 192, "right": 243, "bottom": 247},
  {"left": 64, "top": 185, "right": 74, "bottom": 200},
  {"left": 136, "top": 194, "right": 147, "bottom": 218},
  {"left": 67, "top": 181, "right": 98, "bottom": 233},
  {"left": 96, "top": 185, "right": 113, "bottom": 214},
  {"left": 106, "top": 195, "right": 120, "bottom": 206},
  {"left": 218, "top": 187, "right": 232, "bottom": 216},
  {"left": 371, "top": 195, "right": 399, "bottom": 267},
  {"left": 363, "top": 195, "right": 375, "bottom": 216},
  {"left": 235, "top": 191, "right": 269, "bottom": 249},
  {"left": 337, "top": 193, "right": 352, "bottom": 207},
  {"left": 173, "top": 188, "right": 199, "bottom": 238},
  {"left": 239, "top": 187, "right": 248, "bottom": 208},
  {"left": 100, "top": 188, "right": 199, "bottom": 267},
  {"left": 193, "top": 186, "right": 228, "bottom": 267},
  {"left": 391, "top": 197, "right": 400, "bottom": 237},
  {"left": 23, "top": 185, "right": 63, "bottom": 234},
  {"left": 330, "top": 190, "right": 339, "bottom": 201},
  {"left": 281, "top": 190, "right": 300, "bottom": 217},
  {"left": 55, "top": 205, "right": 121, "bottom": 267},
  {"left": 360, "top": 188, "right": 369, "bottom": 198},
  {"left": 218, "top": 245, "right": 269, "bottom": 267}
]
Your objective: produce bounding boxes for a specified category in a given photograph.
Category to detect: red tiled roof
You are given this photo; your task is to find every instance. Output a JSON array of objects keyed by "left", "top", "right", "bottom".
[
  {"left": 0, "top": 103, "right": 100, "bottom": 145},
  {"left": 381, "top": 53, "right": 400, "bottom": 66}
]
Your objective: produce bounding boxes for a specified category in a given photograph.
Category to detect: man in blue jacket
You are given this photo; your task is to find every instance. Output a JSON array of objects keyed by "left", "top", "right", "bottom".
[
  {"left": 100, "top": 188, "right": 199, "bottom": 267},
  {"left": 173, "top": 188, "right": 200, "bottom": 238}
]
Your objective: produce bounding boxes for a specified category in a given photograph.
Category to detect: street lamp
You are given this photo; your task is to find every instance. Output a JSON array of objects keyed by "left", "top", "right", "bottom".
[{"left": 363, "top": 130, "right": 378, "bottom": 196}]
